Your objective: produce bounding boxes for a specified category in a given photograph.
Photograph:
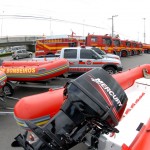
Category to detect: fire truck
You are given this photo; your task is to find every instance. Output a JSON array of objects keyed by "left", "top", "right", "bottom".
[
  {"left": 143, "top": 43, "right": 150, "bottom": 53},
  {"left": 119, "top": 40, "right": 143, "bottom": 57},
  {"left": 35, "top": 33, "right": 144, "bottom": 57},
  {"left": 85, "top": 34, "right": 115, "bottom": 54},
  {"left": 35, "top": 34, "right": 85, "bottom": 57},
  {"left": 86, "top": 34, "right": 143, "bottom": 57}
]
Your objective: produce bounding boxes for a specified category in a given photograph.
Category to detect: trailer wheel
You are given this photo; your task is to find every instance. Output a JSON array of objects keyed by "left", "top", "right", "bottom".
[
  {"left": 104, "top": 66, "right": 116, "bottom": 75},
  {"left": 2, "top": 83, "right": 14, "bottom": 96}
]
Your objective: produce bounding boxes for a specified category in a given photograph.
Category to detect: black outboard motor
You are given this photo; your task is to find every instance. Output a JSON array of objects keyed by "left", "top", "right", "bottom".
[{"left": 14, "top": 68, "right": 128, "bottom": 150}]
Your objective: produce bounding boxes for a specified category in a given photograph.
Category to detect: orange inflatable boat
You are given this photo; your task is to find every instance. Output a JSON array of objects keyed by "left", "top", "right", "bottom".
[
  {"left": 0, "top": 58, "right": 69, "bottom": 82},
  {"left": 13, "top": 64, "right": 150, "bottom": 150}
]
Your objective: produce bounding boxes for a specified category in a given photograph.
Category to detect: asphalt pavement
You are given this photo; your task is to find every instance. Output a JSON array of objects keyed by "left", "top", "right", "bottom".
[{"left": 1, "top": 53, "right": 150, "bottom": 150}]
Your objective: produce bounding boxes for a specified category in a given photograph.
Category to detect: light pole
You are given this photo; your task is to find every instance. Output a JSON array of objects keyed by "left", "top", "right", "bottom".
[
  {"left": 1, "top": 11, "right": 4, "bottom": 37},
  {"left": 83, "top": 19, "right": 85, "bottom": 37},
  {"left": 143, "top": 18, "right": 146, "bottom": 43},
  {"left": 109, "top": 15, "right": 118, "bottom": 37},
  {"left": 49, "top": 16, "right": 51, "bottom": 36}
]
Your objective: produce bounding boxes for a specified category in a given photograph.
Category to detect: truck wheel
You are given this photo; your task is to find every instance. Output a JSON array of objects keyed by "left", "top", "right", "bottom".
[
  {"left": 2, "top": 83, "right": 14, "bottom": 96},
  {"left": 121, "top": 51, "right": 127, "bottom": 57},
  {"left": 15, "top": 56, "right": 19, "bottom": 60},
  {"left": 137, "top": 51, "right": 140, "bottom": 55},
  {"left": 29, "top": 54, "right": 32, "bottom": 58},
  {"left": 131, "top": 51, "right": 134, "bottom": 56},
  {"left": 104, "top": 67, "right": 116, "bottom": 75},
  {"left": 63, "top": 73, "right": 69, "bottom": 78}
]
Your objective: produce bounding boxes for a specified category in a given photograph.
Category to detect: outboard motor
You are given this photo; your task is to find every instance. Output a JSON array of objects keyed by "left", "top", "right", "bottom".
[{"left": 14, "top": 68, "right": 128, "bottom": 150}]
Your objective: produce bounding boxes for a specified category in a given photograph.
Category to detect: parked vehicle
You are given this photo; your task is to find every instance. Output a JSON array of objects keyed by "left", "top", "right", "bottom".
[
  {"left": 35, "top": 34, "right": 85, "bottom": 57},
  {"left": 33, "top": 46, "right": 123, "bottom": 74},
  {"left": 86, "top": 34, "right": 143, "bottom": 57},
  {"left": 35, "top": 33, "right": 144, "bottom": 58},
  {"left": 12, "top": 49, "right": 33, "bottom": 60}
]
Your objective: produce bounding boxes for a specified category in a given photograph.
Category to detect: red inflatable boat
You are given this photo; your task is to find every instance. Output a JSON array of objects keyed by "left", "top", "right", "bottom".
[
  {"left": 13, "top": 64, "right": 150, "bottom": 150},
  {"left": 0, "top": 58, "right": 69, "bottom": 82}
]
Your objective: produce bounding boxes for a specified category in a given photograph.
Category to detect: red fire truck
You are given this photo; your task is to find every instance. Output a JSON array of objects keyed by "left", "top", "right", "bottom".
[
  {"left": 35, "top": 33, "right": 144, "bottom": 57},
  {"left": 85, "top": 34, "right": 115, "bottom": 54},
  {"left": 86, "top": 34, "right": 143, "bottom": 57},
  {"left": 35, "top": 35, "right": 85, "bottom": 57},
  {"left": 143, "top": 43, "right": 150, "bottom": 53}
]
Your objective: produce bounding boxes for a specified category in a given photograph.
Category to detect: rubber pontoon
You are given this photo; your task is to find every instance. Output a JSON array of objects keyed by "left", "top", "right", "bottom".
[{"left": 0, "top": 58, "right": 69, "bottom": 82}]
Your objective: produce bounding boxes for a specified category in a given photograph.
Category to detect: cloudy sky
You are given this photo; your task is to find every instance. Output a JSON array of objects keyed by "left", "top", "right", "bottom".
[{"left": 0, "top": 0, "right": 150, "bottom": 43}]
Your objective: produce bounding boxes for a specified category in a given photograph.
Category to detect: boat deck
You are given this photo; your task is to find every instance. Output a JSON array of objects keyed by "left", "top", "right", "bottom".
[{"left": 106, "top": 77, "right": 150, "bottom": 147}]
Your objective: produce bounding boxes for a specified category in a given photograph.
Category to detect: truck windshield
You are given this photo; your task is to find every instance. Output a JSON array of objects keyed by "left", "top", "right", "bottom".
[
  {"left": 139, "top": 43, "right": 143, "bottom": 48},
  {"left": 132, "top": 43, "right": 137, "bottom": 47},
  {"left": 91, "top": 47, "right": 106, "bottom": 55},
  {"left": 113, "top": 40, "right": 120, "bottom": 46},
  {"left": 80, "top": 49, "right": 102, "bottom": 59},
  {"left": 103, "top": 38, "right": 112, "bottom": 46},
  {"left": 126, "top": 42, "right": 131, "bottom": 47}
]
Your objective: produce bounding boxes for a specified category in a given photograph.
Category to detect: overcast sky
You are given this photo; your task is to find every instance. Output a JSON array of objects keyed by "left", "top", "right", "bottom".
[{"left": 0, "top": 0, "right": 150, "bottom": 43}]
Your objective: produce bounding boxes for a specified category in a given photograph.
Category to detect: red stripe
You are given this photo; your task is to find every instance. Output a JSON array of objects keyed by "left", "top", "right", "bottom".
[
  {"left": 93, "top": 62, "right": 119, "bottom": 65},
  {"left": 79, "top": 62, "right": 86, "bottom": 64}
]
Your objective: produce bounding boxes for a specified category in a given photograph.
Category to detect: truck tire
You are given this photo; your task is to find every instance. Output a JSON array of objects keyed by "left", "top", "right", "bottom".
[
  {"left": 63, "top": 73, "right": 69, "bottom": 78},
  {"left": 15, "top": 56, "right": 19, "bottom": 60},
  {"left": 29, "top": 54, "right": 32, "bottom": 58},
  {"left": 121, "top": 50, "right": 127, "bottom": 57},
  {"left": 104, "top": 66, "right": 116, "bottom": 75},
  {"left": 2, "top": 83, "right": 14, "bottom": 96}
]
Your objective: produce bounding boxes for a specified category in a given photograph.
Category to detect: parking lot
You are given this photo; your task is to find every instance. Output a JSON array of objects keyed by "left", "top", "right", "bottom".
[{"left": 0, "top": 53, "right": 150, "bottom": 150}]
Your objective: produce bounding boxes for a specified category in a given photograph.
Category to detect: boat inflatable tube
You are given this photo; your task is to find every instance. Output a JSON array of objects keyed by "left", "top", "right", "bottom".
[
  {"left": 14, "top": 88, "right": 65, "bottom": 130},
  {"left": 0, "top": 58, "right": 69, "bottom": 82}
]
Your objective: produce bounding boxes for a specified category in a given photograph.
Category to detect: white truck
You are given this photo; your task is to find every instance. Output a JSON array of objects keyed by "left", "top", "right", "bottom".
[{"left": 33, "top": 47, "right": 123, "bottom": 75}]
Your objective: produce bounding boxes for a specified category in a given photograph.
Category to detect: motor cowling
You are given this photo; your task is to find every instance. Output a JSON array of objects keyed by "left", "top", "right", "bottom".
[{"left": 14, "top": 68, "right": 128, "bottom": 150}]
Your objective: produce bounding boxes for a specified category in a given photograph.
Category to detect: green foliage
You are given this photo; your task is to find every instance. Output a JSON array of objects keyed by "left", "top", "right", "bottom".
[{"left": 0, "top": 52, "right": 13, "bottom": 57}]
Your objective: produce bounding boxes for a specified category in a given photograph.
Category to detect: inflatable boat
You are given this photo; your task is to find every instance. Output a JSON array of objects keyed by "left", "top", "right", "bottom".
[
  {"left": 12, "top": 64, "right": 150, "bottom": 150},
  {"left": 0, "top": 58, "right": 69, "bottom": 82}
]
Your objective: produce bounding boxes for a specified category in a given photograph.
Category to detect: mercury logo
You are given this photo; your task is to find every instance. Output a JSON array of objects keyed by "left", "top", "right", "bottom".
[{"left": 91, "top": 78, "right": 122, "bottom": 107}]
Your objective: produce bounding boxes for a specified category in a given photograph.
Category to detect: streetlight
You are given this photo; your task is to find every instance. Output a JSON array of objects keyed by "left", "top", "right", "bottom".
[
  {"left": 109, "top": 15, "right": 118, "bottom": 37},
  {"left": 1, "top": 11, "right": 4, "bottom": 37},
  {"left": 49, "top": 16, "right": 52, "bottom": 36},
  {"left": 83, "top": 19, "right": 85, "bottom": 37},
  {"left": 143, "top": 18, "right": 146, "bottom": 43}
]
